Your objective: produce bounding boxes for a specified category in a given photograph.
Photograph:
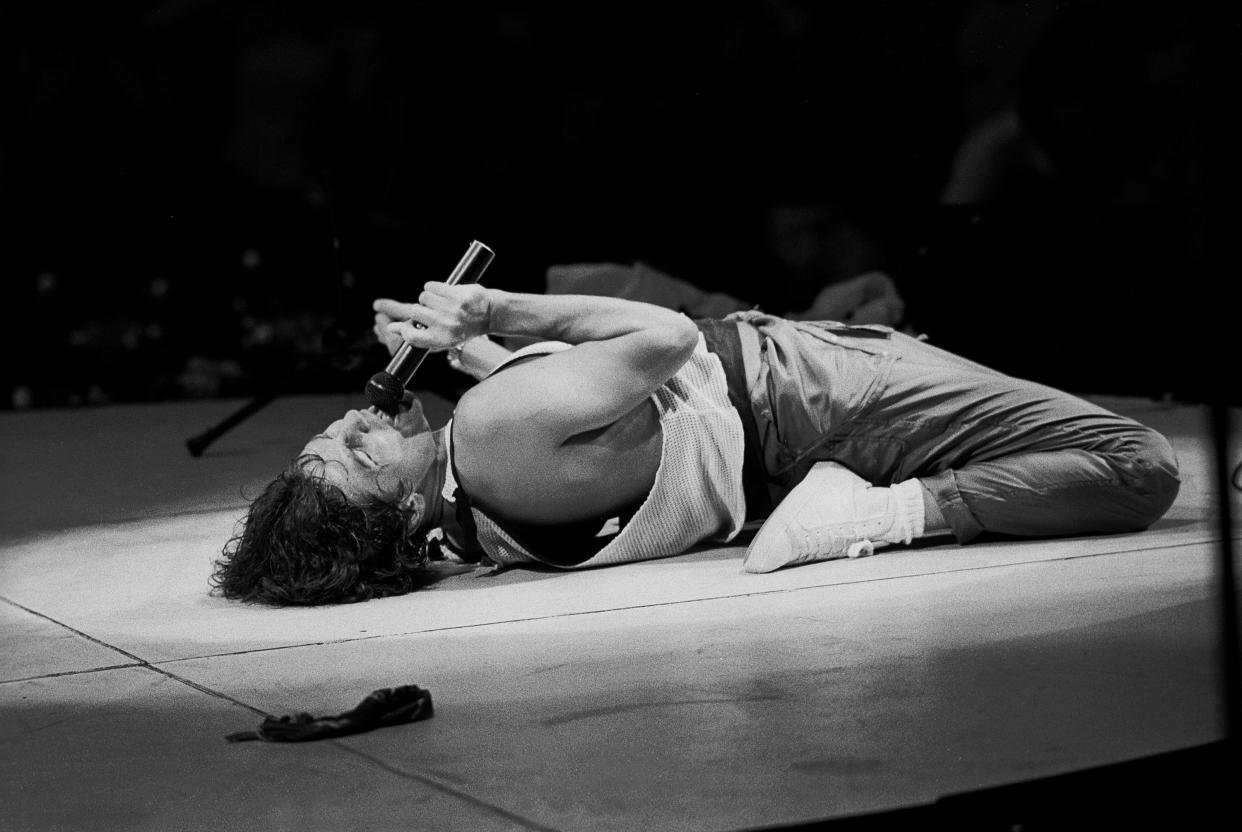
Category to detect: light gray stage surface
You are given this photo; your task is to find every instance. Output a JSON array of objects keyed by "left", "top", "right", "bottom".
[{"left": 1, "top": 392, "right": 1237, "bottom": 830}]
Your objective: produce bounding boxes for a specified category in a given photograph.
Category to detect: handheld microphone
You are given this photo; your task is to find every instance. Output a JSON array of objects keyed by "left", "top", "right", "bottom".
[{"left": 365, "top": 240, "right": 494, "bottom": 414}]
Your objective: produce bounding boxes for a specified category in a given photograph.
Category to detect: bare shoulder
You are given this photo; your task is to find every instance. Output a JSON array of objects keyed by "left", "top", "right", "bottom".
[
  {"left": 449, "top": 366, "right": 560, "bottom": 509},
  {"left": 452, "top": 354, "right": 554, "bottom": 448},
  {"left": 453, "top": 380, "right": 538, "bottom": 455}
]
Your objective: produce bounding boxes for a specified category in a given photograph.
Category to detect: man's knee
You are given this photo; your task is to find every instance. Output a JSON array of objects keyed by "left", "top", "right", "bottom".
[{"left": 1121, "top": 427, "right": 1181, "bottom": 528}]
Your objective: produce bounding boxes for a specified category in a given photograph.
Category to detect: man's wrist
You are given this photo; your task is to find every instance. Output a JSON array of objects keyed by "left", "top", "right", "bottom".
[{"left": 479, "top": 287, "right": 504, "bottom": 337}]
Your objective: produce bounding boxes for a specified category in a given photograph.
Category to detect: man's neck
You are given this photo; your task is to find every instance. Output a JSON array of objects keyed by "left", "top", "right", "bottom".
[{"left": 424, "top": 425, "right": 479, "bottom": 555}]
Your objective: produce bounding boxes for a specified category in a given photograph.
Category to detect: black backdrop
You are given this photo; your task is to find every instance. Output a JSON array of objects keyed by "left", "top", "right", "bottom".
[{"left": 2, "top": 1, "right": 1228, "bottom": 408}]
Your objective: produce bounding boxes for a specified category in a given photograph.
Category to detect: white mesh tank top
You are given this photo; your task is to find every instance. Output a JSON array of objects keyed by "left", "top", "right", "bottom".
[{"left": 441, "top": 333, "right": 745, "bottom": 568}]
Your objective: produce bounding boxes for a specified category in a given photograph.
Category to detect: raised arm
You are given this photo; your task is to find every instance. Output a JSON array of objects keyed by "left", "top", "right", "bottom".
[{"left": 375, "top": 284, "right": 699, "bottom": 441}]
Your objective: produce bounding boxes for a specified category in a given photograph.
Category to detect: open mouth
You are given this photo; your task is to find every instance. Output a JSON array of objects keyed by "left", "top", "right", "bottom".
[{"left": 366, "top": 403, "right": 426, "bottom": 437}]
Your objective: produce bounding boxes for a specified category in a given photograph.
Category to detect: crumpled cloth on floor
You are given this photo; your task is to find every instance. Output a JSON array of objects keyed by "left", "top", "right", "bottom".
[{"left": 226, "top": 685, "right": 433, "bottom": 743}]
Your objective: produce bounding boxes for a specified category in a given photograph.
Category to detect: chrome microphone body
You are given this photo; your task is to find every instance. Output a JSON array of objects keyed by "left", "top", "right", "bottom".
[{"left": 365, "top": 240, "right": 494, "bottom": 414}]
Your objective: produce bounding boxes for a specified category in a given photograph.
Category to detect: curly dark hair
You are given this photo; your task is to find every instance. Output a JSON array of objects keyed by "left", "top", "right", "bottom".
[{"left": 212, "top": 454, "right": 438, "bottom": 605}]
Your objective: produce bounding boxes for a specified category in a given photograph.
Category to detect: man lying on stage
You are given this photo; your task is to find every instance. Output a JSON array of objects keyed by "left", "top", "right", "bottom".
[{"left": 213, "top": 280, "right": 1180, "bottom": 605}]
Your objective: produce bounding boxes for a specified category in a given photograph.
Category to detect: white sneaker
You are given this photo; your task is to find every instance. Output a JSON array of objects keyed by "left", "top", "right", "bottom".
[{"left": 743, "top": 462, "right": 923, "bottom": 574}]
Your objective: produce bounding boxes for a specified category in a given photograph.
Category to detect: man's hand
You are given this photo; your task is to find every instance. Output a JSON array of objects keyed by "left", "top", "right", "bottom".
[
  {"left": 794, "top": 270, "right": 905, "bottom": 326},
  {"left": 374, "top": 287, "right": 511, "bottom": 381},
  {"left": 372, "top": 307, "right": 405, "bottom": 357},
  {"left": 374, "top": 283, "right": 493, "bottom": 353}
]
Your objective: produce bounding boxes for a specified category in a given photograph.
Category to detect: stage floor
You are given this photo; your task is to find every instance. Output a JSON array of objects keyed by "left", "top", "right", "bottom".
[{"left": 1, "top": 392, "right": 1237, "bottom": 830}]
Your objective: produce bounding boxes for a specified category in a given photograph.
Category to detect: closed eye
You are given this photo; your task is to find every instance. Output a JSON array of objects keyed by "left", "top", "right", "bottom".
[
  {"left": 339, "top": 433, "right": 365, "bottom": 456},
  {"left": 347, "top": 443, "right": 378, "bottom": 467}
]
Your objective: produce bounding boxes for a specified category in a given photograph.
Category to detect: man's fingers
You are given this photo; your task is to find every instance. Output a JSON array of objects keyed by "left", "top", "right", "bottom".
[
  {"left": 376, "top": 294, "right": 455, "bottom": 326},
  {"left": 373, "top": 298, "right": 418, "bottom": 319},
  {"left": 417, "top": 289, "right": 455, "bottom": 312},
  {"left": 373, "top": 314, "right": 403, "bottom": 356},
  {"left": 420, "top": 281, "right": 454, "bottom": 297},
  {"left": 387, "top": 309, "right": 458, "bottom": 351},
  {"left": 375, "top": 284, "right": 483, "bottom": 349},
  {"left": 387, "top": 320, "right": 434, "bottom": 347}
]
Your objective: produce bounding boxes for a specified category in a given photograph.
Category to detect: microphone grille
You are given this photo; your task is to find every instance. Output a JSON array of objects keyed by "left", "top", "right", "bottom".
[{"left": 365, "top": 372, "right": 405, "bottom": 414}]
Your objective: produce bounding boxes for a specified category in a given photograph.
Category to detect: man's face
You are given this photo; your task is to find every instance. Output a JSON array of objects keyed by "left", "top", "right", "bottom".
[{"left": 301, "top": 399, "right": 439, "bottom": 507}]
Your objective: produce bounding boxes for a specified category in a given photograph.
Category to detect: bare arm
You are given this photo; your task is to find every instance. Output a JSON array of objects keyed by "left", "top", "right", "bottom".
[{"left": 375, "top": 285, "right": 699, "bottom": 441}]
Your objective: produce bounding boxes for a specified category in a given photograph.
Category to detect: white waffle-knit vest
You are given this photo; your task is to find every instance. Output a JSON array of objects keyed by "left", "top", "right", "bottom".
[{"left": 441, "top": 334, "right": 746, "bottom": 568}]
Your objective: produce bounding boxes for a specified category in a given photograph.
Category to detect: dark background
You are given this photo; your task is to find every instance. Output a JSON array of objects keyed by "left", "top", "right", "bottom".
[{"left": 2, "top": 0, "right": 1232, "bottom": 410}]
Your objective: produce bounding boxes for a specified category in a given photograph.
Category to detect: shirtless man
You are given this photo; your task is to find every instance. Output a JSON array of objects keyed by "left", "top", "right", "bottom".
[{"left": 214, "top": 281, "right": 1180, "bottom": 605}]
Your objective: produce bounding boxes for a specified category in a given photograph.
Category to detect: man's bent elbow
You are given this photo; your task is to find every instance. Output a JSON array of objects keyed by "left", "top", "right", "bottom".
[{"left": 667, "top": 314, "right": 702, "bottom": 362}]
